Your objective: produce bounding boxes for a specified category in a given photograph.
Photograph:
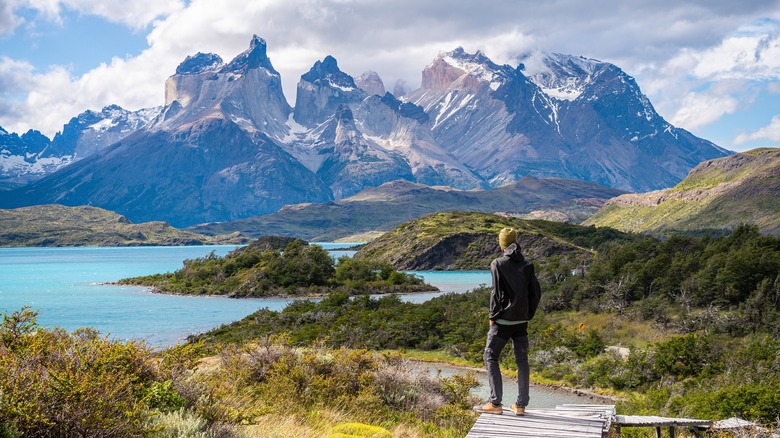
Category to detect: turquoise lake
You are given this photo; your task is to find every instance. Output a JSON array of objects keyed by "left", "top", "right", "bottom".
[
  {"left": 0, "top": 244, "right": 608, "bottom": 407},
  {"left": 0, "top": 244, "right": 489, "bottom": 347}
]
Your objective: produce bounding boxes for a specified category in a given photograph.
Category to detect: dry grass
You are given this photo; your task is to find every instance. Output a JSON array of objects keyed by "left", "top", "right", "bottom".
[{"left": 547, "top": 310, "right": 675, "bottom": 348}]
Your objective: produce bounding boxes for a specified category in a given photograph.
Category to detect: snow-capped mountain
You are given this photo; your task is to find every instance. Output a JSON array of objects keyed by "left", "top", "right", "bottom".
[
  {"left": 1, "top": 105, "right": 159, "bottom": 186},
  {"left": 0, "top": 37, "right": 730, "bottom": 226},
  {"left": 0, "top": 127, "right": 71, "bottom": 186},
  {"left": 51, "top": 104, "right": 161, "bottom": 158},
  {"left": 406, "top": 48, "right": 729, "bottom": 191}
]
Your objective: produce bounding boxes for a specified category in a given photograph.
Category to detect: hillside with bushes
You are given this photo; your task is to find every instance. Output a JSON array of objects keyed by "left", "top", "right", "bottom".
[
  {"left": 586, "top": 148, "right": 780, "bottom": 236},
  {"left": 0, "top": 204, "right": 246, "bottom": 247},
  {"left": 201, "top": 223, "right": 780, "bottom": 427},
  {"left": 355, "top": 211, "right": 638, "bottom": 270}
]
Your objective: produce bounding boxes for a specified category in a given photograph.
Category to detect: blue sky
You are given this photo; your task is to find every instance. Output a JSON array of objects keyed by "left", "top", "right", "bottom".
[{"left": 2, "top": 0, "right": 780, "bottom": 152}]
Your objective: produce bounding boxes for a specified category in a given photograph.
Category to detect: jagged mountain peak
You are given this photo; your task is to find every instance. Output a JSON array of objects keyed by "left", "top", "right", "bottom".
[
  {"left": 221, "top": 34, "right": 278, "bottom": 74},
  {"left": 355, "top": 70, "right": 386, "bottom": 96},
  {"left": 423, "top": 47, "right": 513, "bottom": 90},
  {"left": 293, "top": 55, "right": 365, "bottom": 127},
  {"left": 519, "top": 51, "right": 613, "bottom": 101},
  {"left": 301, "top": 55, "right": 356, "bottom": 90},
  {"left": 176, "top": 52, "right": 224, "bottom": 75}
]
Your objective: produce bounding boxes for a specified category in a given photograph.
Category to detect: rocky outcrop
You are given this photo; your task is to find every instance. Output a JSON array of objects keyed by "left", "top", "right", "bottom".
[
  {"left": 354, "top": 71, "right": 386, "bottom": 96},
  {"left": 354, "top": 211, "right": 594, "bottom": 271},
  {"left": 50, "top": 105, "right": 161, "bottom": 158},
  {"left": 293, "top": 56, "right": 366, "bottom": 127},
  {"left": 406, "top": 48, "right": 730, "bottom": 192}
]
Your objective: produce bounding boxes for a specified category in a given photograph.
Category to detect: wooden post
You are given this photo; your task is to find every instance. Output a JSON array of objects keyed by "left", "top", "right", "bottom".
[
  {"left": 655, "top": 427, "right": 661, "bottom": 438},
  {"left": 669, "top": 426, "right": 675, "bottom": 438}
]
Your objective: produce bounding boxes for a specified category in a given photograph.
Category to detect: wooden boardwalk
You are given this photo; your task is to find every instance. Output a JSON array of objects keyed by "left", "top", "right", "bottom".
[
  {"left": 616, "top": 415, "right": 711, "bottom": 437},
  {"left": 466, "top": 404, "right": 615, "bottom": 438}
]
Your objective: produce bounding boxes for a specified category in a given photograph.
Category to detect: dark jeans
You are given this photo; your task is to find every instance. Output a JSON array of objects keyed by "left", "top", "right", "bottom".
[{"left": 483, "top": 322, "right": 529, "bottom": 407}]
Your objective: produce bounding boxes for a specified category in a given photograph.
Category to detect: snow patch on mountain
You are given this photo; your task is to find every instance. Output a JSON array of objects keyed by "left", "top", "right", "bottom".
[
  {"left": 520, "top": 51, "right": 604, "bottom": 101},
  {"left": 0, "top": 151, "right": 73, "bottom": 180},
  {"left": 439, "top": 48, "right": 512, "bottom": 90}
]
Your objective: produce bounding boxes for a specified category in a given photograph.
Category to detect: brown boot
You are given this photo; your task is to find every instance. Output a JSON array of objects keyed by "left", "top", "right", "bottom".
[
  {"left": 509, "top": 403, "right": 525, "bottom": 416},
  {"left": 474, "top": 402, "right": 503, "bottom": 414}
]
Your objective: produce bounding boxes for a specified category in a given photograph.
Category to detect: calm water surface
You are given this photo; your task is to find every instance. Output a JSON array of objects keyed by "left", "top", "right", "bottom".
[
  {"left": 0, "top": 245, "right": 488, "bottom": 347},
  {"left": 0, "top": 244, "right": 606, "bottom": 406}
]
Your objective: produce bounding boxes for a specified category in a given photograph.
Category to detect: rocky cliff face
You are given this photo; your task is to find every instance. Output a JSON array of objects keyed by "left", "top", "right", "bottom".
[
  {"left": 158, "top": 36, "right": 291, "bottom": 139},
  {"left": 407, "top": 48, "right": 729, "bottom": 192},
  {"left": 354, "top": 71, "right": 386, "bottom": 96},
  {"left": 51, "top": 105, "right": 160, "bottom": 158},
  {"left": 0, "top": 38, "right": 732, "bottom": 227}
]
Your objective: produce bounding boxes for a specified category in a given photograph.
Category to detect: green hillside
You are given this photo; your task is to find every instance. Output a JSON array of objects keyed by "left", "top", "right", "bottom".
[
  {"left": 188, "top": 178, "right": 625, "bottom": 241},
  {"left": 585, "top": 148, "right": 780, "bottom": 235},
  {"left": 355, "top": 211, "right": 636, "bottom": 270},
  {"left": 0, "top": 204, "right": 245, "bottom": 247}
]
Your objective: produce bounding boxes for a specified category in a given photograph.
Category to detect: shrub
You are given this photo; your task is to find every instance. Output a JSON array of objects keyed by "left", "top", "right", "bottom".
[
  {"left": 0, "top": 308, "right": 159, "bottom": 436},
  {"left": 146, "top": 409, "right": 209, "bottom": 438}
]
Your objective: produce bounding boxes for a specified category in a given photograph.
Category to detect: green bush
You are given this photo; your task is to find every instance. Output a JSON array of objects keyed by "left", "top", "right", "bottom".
[
  {"left": 120, "top": 239, "right": 429, "bottom": 297},
  {"left": 0, "top": 308, "right": 160, "bottom": 436}
]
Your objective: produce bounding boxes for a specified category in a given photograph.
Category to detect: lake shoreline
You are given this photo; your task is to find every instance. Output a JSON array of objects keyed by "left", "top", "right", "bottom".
[{"left": 105, "top": 281, "right": 440, "bottom": 299}]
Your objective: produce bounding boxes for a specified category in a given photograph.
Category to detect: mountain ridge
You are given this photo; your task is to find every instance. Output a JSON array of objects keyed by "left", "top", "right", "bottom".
[
  {"left": 585, "top": 147, "right": 780, "bottom": 235},
  {"left": 187, "top": 177, "right": 625, "bottom": 241},
  {"left": 0, "top": 37, "right": 730, "bottom": 226}
]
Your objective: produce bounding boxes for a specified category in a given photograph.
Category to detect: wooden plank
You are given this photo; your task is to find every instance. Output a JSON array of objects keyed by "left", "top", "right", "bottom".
[
  {"left": 466, "top": 409, "right": 607, "bottom": 438},
  {"left": 466, "top": 404, "right": 614, "bottom": 438},
  {"left": 616, "top": 415, "right": 710, "bottom": 427}
]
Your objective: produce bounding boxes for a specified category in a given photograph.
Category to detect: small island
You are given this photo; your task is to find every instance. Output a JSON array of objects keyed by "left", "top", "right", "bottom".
[{"left": 117, "top": 236, "right": 435, "bottom": 297}]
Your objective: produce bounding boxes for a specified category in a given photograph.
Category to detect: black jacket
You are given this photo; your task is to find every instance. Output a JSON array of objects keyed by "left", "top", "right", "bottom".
[{"left": 488, "top": 243, "right": 542, "bottom": 322}]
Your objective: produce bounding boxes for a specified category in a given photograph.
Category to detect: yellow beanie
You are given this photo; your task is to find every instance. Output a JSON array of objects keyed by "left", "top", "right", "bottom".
[{"left": 498, "top": 228, "right": 517, "bottom": 249}]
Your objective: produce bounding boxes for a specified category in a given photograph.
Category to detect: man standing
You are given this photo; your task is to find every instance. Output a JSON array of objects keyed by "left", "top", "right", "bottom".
[{"left": 476, "top": 227, "right": 542, "bottom": 416}]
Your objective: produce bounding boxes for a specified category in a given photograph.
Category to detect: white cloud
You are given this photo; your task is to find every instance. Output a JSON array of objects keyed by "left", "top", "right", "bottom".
[
  {"left": 3, "top": 0, "right": 780, "bottom": 142},
  {"left": 670, "top": 92, "right": 740, "bottom": 130},
  {"left": 0, "top": 0, "right": 23, "bottom": 35},
  {"left": 17, "top": 0, "right": 185, "bottom": 29},
  {"left": 733, "top": 115, "right": 780, "bottom": 144},
  {"left": 635, "top": 19, "right": 780, "bottom": 143}
]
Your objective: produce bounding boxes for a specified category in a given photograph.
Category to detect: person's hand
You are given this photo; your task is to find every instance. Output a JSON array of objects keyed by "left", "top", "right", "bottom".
[{"left": 489, "top": 319, "right": 495, "bottom": 326}]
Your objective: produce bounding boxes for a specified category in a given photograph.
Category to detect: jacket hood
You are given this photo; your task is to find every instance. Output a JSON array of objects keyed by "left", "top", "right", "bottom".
[{"left": 503, "top": 243, "right": 525, "bottom": 262}]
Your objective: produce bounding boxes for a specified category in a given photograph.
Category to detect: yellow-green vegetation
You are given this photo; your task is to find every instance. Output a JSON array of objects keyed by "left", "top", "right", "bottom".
[
  {"left": 198, "top": 224, "right": 780, "bottom": 428},
  {"left": 0, "top": 308, "right": 166, "bottom": 437},
  {"left": 586, "top": 148, "right": 780, "bottom": 236},
  {"left": 587, "top": 199, "right": 708, "bottom": 234},
  {"left": 118, "top": 238, "right": 433, "bottom": 297},
  {"left": 0, "top": 204, "right": 246, "bottom": 247},
  {"left": 0, "top": 308, "right": 480, "bottom": 437},
  {"left": 355, "top": 211, "right": 636, "bottom": 270}
]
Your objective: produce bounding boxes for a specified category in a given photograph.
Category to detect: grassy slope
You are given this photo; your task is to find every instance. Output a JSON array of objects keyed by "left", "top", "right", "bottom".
[
  {"left": 354, "top": 211, "right": 634, "bottom": 270},
  {"left": 187, "top": 178, "right": 625, "bottom": 241},
  {"left": 0, "top": 204, "right": 245, "bottom": 247},
  {"left": 586, "top": 148, "right": 780, "bottom": 235}
]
